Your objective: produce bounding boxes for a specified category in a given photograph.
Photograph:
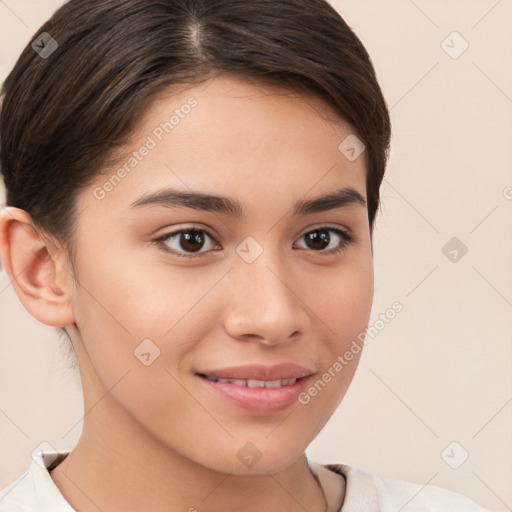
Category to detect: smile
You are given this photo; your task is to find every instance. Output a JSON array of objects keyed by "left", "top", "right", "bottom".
[{"left": 202, "top": 375, "right": 298, "bottom": 388}]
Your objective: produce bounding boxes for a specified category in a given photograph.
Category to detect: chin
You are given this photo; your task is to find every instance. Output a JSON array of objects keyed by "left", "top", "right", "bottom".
[{"left": 198, "top": 435, "right": 308, "bottom": 476}]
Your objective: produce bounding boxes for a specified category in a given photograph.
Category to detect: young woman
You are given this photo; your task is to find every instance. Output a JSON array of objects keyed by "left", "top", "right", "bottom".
[{"left": 0, "top": 1, "right": 488, "bottom": 510}]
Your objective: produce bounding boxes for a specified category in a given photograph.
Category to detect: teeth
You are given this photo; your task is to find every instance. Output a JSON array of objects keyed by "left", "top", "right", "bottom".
[
  {"left": 205, "top": 375, "right": 298, "bottom": 387},
  {"left": 265, "top": 379, "right": 283, "bottom": 388},
  {"left": 247, "top": 379, "right": 266, "bottom": 388}
]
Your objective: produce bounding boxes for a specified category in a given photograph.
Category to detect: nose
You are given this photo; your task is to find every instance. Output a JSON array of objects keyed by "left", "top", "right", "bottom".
[{"left": 222, "top": 246, "right": 311, "bottom": 346}]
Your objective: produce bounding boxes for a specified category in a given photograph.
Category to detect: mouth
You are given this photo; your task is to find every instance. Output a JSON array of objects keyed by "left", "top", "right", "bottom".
[
  {"left": 197, "top": 373, "right": 305, "bottom": 388},
  {"left": 195, "top": 370, "right": 314, "bottom": 415}
]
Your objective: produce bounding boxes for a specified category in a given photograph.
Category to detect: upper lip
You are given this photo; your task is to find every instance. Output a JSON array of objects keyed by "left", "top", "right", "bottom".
[{"left": 196, "top": 363, "right": 315, "bottom": 381}]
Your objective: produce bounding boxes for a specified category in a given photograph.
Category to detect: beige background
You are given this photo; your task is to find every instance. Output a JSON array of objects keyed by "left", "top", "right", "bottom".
[{"left": 1, "top": 1, "right": 511, "bottom": 510}]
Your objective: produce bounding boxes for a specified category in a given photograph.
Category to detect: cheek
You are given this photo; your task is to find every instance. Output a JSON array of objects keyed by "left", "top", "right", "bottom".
[
  {"left": 299, "top": 254, "right": 373, "bottom": 412},
  {"left": 70, "top": 259, "right": 235, "bottom": 465},
  {"left": 332, "top": 270, "right": 373, "bottom": 349},
  {"left": 71, "top": 249, "right": 222, "bottom": 380},
  {"left": 295, "top": 270, "right": 372, "bottom": 426},
  {"left": 70, "top": 257, "right": 205, "bottom": 431},
  {"left": 309, "top": 254, "right": 374, "bottom": 350}
]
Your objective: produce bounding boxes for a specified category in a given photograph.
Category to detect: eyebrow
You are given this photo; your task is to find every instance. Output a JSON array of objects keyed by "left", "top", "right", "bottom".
[{"left": 129, "top": 186, "right": 366, "bottom": 217}]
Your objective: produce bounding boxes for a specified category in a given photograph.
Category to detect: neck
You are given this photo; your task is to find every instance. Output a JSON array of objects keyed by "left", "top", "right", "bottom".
[{"left": 50, "top": 395, "right": 327, "bottom": 512}]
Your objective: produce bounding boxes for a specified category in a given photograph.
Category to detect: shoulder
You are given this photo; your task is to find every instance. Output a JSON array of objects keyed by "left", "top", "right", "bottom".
[
  {"left": 0, "top": 469, "right": 35, "bottom": 511},
  {"left": 324, "top": 463, "right": 489, "bottom": 511},
  {"left": 0, "top": 451, "right": 73, "bottom": 512}
]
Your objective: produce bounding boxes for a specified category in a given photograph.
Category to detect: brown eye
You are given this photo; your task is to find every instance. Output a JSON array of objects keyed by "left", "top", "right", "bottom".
[
  {"left": 155, "top": 228, "right": 219, "bottom": 258},
  {"left": 295, "top": 227, "right": 354, "bottom": 255},
  {"left": 176, "top": 231, "right": 207, "bottom": 253},
  {"left": 304, "top": 229, "right": 331, "bottom": 251}
]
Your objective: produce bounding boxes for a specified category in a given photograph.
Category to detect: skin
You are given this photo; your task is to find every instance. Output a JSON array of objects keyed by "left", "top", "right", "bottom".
[{"left": 0, "top": 75, "right": 374, "bottom": 512}]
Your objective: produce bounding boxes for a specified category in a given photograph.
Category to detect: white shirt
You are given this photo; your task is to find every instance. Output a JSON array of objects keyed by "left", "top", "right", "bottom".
[{"left": 0, "top": 451, "right": 489, "bottom": 511}]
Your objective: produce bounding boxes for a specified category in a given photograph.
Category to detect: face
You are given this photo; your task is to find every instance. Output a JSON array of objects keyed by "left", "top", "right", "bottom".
[{"left": 60, "top": 75, "right": 374, "bottom": 474}]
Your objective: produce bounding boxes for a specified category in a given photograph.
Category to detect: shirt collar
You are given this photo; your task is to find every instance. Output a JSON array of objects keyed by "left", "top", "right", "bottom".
[
  {"left": 30, "top": 450, "right": 75, "bottom": 511},
  {"left": 324, "top": 463, "right": 380, "bottom": 511},
  {"left": 22, "top": 451, "right": 374, "bottom": 512}
]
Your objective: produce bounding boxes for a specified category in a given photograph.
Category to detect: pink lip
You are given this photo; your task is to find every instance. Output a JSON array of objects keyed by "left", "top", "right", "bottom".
[
  {"left": 198, "top": 376, "right": 312, "bottom": 414},
  {"left": 196, "top": 363, "right": 314, "bottom": 381},
  {"left": 195, "top": 363, "right": 315, "bottom": 415}
]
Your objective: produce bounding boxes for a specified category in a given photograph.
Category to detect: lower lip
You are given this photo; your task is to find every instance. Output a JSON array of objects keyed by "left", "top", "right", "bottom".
[{"left": 197, "top": 375, "right": 312, "bottom": 415}]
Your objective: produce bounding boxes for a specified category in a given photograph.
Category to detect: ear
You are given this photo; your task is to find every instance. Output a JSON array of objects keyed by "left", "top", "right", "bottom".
[{"left": 0, "top": 206, "right": 76, "bottom": 327}]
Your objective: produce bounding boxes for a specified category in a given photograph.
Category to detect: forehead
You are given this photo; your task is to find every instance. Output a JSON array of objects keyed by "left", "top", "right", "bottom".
[{"left": 79, "top": 75, "right": 367, "bottom": 216}]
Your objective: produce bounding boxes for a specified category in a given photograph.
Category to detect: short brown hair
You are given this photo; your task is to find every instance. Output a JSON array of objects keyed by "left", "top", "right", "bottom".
[{"left": 1, "top": 0, "right": 391, "bottom": 253}]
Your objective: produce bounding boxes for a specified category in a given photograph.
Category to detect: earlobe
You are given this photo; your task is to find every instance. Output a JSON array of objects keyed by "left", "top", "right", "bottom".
[{"left": 0, "top": 206, "right": 76, "bottom": 327}]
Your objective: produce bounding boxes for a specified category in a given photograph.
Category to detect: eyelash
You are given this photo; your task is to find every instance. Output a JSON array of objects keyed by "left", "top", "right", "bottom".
[{"left": 153, "top": 225, "right": 355, "bottom": 260}]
